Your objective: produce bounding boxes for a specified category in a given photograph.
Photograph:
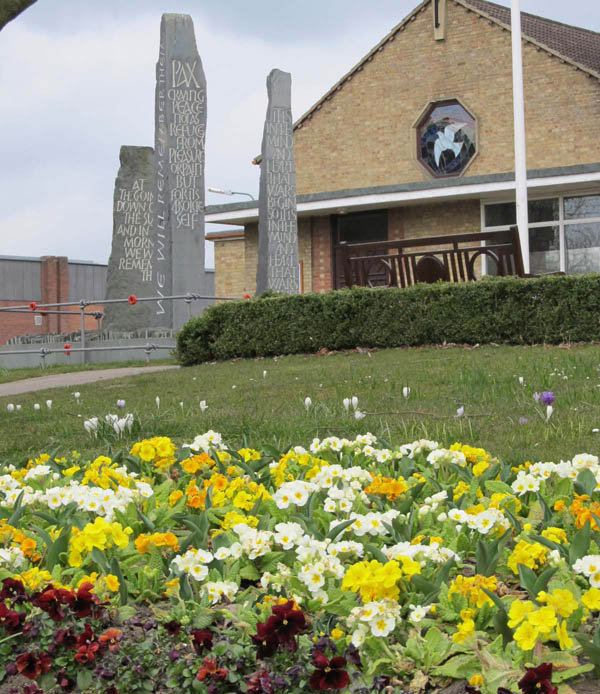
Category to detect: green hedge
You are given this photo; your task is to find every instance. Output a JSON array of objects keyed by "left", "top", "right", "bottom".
[{"left": 175, "top": 275, "right": 600, "bottom": 365}]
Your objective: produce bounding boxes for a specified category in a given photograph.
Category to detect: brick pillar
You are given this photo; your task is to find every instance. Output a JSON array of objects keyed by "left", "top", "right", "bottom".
[
  {"left": 311, "top": 216, "right": 332, "bottom": 293},
  {"left": 40, "top": 256, "right": 69, "bottom": 334}
]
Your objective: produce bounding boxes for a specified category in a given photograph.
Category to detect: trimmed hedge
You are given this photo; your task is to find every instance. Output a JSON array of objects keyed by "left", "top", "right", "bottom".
[{"left": 175, "top": 275, "right": 600, "bottom": 365}]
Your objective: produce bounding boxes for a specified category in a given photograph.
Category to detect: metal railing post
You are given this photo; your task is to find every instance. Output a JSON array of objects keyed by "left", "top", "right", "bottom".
[{"left": 79, "top": 301, "right": 87, "bottom": 365}]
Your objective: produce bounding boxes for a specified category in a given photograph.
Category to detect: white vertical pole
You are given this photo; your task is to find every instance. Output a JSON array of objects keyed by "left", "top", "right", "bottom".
[{"left": 511, "top": 0, "right": 530, "bottom": 273}]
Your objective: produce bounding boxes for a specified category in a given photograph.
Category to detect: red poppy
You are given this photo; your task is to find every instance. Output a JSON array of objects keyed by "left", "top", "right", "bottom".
[
  {"left": 99, "top": 628, "right": 122, "bottom": 652},
  {"left": 247, "top": 669, "right": 274, "bottom": 694},
  {"left": 0, "top": 577, "right": 26, "bottom": 602},
  {"left": 64, "top": 343, "right": 71, "bottom": 355},
  {"left": 54, "top": 626, "right": 78, "bottom": 650},
  {"left": 29, "top": 302, "right": 38, "bottom": 311},
  {"left": 518, "top": 663, "right": 557, "bottom": 694},
  {"left": 191, "top": 628, "right": 213, "bottom": 654},
  {"left": 71, "top": 582, "right": 106, "bottom": 618},
  {"left": 250, "top": 621, "right": 279, "bottom": 658},
  {"left": 243, "top": 294, "right": 251, "bottom": 299},
  {"left": 56, "top": 668, "right": 77, "bottom": 691},
  {"left": 128, "top": 294, "right": 137, "bottom": 305},
  {"left": 262, "top": 600, "right": 306, "bottom": 652},
  {"left": 309, "top": 651, "right": 350, "bottom": 691},
  {"left": 196, "top": 656, "right": 228, "bottom": 682},
  {"left": 164, "top": 619, "right": 181, "bottom": 635},
  {"left": 0, "top": 602, "right": 26, "bottom": 634},
  {"left": 32, "top": 587, "right": 74, "bottom": 622},
  {"left": 15, "top": 651, "right": 52, "bottom": 680}
]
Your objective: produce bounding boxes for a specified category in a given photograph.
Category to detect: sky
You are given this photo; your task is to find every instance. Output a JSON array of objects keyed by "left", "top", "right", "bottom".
[{"left": 0, "top": 0, "right": 598, "bottom": 269}]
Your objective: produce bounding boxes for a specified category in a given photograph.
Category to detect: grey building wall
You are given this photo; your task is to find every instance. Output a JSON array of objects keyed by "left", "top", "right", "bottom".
[
  {"left": 68, "top": 261, "right": 108, "bottom": 301},
  {"left": 0, "top": 257, "right": 42, "bottom": 300}
]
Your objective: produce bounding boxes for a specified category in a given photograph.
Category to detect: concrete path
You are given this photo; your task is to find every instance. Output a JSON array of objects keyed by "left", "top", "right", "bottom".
[{"left": 0, "top": 365, "right": 180, "bottom": 397}]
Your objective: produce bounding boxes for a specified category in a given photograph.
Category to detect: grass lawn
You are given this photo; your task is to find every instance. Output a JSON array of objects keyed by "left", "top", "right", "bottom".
[{"left": 0, "top": 344, "right": 599, "bottom": 465}]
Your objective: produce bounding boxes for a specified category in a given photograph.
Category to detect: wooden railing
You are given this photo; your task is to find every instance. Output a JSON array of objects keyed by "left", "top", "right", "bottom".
[{"left": 336, "top": 226, "right": 526, "bottom": 288}]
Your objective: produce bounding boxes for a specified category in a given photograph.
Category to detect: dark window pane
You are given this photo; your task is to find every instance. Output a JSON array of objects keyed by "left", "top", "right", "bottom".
[
  {"left": 336, "top": 211, "right": 388, "bottom": 244},
  {"left": 564, "top": 195, "right": 600, "bottom": 220},
  {"left": 566, "top": 222, "right": 600, "bottom": 274},
  {"left": 528, "top": 198, "right": 558, "bottom": 223},
  {"left": 529, "top": 226, "right": 559, "bottom": 274},
  {"left": 485, "top": 203, "right": 516, "bottom": 227}
]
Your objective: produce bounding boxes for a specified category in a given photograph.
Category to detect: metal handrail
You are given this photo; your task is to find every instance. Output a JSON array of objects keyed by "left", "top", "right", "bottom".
[{"left": 0, "top": 291, "right": 244, "bottom": 368}]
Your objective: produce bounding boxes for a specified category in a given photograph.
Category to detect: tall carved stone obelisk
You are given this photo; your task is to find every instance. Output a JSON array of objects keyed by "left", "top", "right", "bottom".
[
  {"left": 256, "top": 69, "right": 299, "bottom": 296},
  {"left": 104, "top": 146, "right": 156, "bottom": 330},
  {"left": 154, "top": 13, "right": 207, "bottom": 329}
]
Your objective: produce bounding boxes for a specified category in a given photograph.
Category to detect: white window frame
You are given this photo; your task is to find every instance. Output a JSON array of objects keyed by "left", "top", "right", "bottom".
[{"left": 480, "top": 193, "right": 600, "bottom": 275}]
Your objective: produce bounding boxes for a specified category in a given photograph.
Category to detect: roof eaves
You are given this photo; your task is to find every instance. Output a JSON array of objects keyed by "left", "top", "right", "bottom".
[{"left": 455, "top": 0, "right": 600, "bottom": 81}]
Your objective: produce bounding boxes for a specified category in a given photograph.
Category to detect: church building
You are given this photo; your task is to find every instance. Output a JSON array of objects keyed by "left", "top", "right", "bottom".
[{"left": 206, "top": 0, "right": 600, "bottom": 297}]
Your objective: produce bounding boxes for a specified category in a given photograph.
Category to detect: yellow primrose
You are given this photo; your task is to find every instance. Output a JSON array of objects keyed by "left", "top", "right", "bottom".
[
  {"left": 537, "top": 589, "right": 578, "bottom": 618},
  {"left": 104, "top": 574, "right": 120, "bottom": 591},
  {"left": 452, "top": 618, "right": 475, "bottom": 644},
  {"left": 528, "top": 606, "right": 557, "bottom": 634},
  {"left": 555, "top": 620, "right": 573, "bottom": 651},
  {"left": 541, "top": 527, "right": 567, "bottom": 545},
  {"left": 513, "top": 620, "right": 539, "bottom": 651},
  {"left": 581, "top": 588, "right": 600, "bottom": 611},
  {"left": 508, "top": 600, "right": 534, "bottom": 628}
]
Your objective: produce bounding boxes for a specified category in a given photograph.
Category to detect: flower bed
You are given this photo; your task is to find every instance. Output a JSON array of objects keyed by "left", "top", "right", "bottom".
[{"left": 1, "top": 432, "right": 600, "bottom": 693}]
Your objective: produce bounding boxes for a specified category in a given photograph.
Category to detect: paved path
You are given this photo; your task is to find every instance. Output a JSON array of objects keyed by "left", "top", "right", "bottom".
[{"left": 0, "top": 365, "right": 180, "bottom": 397}]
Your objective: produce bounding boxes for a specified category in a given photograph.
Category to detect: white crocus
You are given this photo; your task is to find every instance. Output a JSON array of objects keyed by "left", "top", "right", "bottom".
[
  {"left": 304, "top": 397, "right": 312, "bottom": 410},
  {"left": 402, "top": 386, "right": 411, "bottom": 399},
  {"left": 343, "top": 397, "right": 351, "bottom": 411},
  {"left": 199, "top": 400, "right": 208, "bottom": 412},
  {"left": 46, "top": 400, "right": 52, "bottom": 409}
]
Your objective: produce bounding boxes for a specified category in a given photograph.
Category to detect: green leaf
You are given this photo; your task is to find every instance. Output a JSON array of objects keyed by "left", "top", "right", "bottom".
[
  {"left": 46, "top": 525, "right": 71, "bottom": 571},
  {"left": 326, "top": 518, "right": 355, "bottom": 541},
  {"left": 553, "top": 664, "right": 594, "bottom": 683},
  {"left": 533, "top": 566, "right": 558, "bottom": 597},
  {"left": 575, "top": 468, "right": 597, "bottom": 496},
  {"left": 110, "top": 557, "right": 129, "bottom": 606},
  {"left": 240, "top": 564, "right": 260, "bottom": 581},
  {"left": 365, "top": 543, "right": 388, "bottom": 564},
  {"left": 77, "top": 669, "right": 93, "bottom": 690},
  {"left": 137, "top": 507, "right": 155, "bottom": 532},
  {"left": 6, "top": 491, "right": 25, "bottom": 526},
  {"left": 518, "top": 563, "right": 538, "bottom": 597},
  {"left": 575, "top": 634, "right": 600, "bottom": 664},
  {"left": 569, "top": 521, "right": 591, "bottom": 564},
  {"left": 476, "top": 540, "right": 489, "bottom": 575},
  {"left": 536, "top": 491, "right": 554, "bottom": 524}
]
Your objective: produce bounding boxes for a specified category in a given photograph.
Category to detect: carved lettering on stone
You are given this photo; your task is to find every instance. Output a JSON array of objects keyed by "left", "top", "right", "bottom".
[{"left": 256, "top": 69, "right": 299, "bottom": 296}]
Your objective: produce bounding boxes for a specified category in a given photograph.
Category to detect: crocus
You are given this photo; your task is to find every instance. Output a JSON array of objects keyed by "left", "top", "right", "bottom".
[
  {"left": 73, "top": 392, "right": 80, "bottom": 400},
  {"left": 46, "top": 400, "right": 52, "bottom": 409},
  {"left": 155, "top": 396, "right": 160, "bottom": 409},
  {"left": 199, "top": 400, "right": 208, "bottom": 412},
  {"left": 518, "top": 376, "right": 524, "bottom": 385},
  {"left": 541, "top": 391, "right": 555, "bottom": 406},
  {"left": 263, "top": 370, "right": 267, "bottom": 378},
  {"left": 351, "top": 396, "right": 358, "bottom": 410},
  {"left": 546, "top": 405, "right": 553, "bottom": 421},
  {"left": 116, "top": 399, "right": 125, "bottom": 408},
  {"left": 402, "top": 386, "right": 411, "bottom": 398},
  {"left": 354, "top": 410, "right": 366, "bottom": 420},
  {"left": 342, "top": 398, "right": 351, "bottom": 411},
  {"left": 6, "top": 403, "right": 14, "bottom": 412},
  {"left": 456, "top": 406, "right": 465, "bottom": 417},
  {"left": 304, "top": 397, "right": 312, "bottom": 410},
  {"left": 33, "top": 403, "right": 40, "bottom": 411}
]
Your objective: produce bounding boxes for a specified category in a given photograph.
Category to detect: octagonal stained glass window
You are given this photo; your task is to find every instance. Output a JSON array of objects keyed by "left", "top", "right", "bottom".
[{"left": 417, "top": 100, "right": 476, "bottom": 177}]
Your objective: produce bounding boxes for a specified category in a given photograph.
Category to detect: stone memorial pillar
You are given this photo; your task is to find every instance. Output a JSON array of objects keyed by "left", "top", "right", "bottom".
[
  {"left": 256, "top": 69, "right": 300, "bottom": 296},
  {"left": 154, "top": 13, "right": 207, "bottom": 329},
  {"left": 104, "top": 146, "right": 156, "bottom": 330}
]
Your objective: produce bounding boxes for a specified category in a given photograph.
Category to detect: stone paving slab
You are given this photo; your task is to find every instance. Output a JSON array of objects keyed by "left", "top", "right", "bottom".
[{"left": 0, "top": 365, "right": 179, "bottom": 397}]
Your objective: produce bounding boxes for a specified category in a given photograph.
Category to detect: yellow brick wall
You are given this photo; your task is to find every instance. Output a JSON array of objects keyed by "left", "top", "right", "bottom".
[
  {"left": 242, "top": 220, "right": 313, "bottom": 296},
  {"left": 294, "top": 0, "right": 600, "bottom": 195},
  {"left": 214, "top": 239, "right": 245, "bottom": 298},
  {"left": 402, "top": 199, "right": 480, "bottom": 238}
]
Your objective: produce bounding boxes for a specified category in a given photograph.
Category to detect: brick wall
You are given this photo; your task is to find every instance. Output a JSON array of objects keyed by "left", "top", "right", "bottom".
[
  {"left": 214, "top": 239, "right": 246, "bottom": 298},
  {"left": 293, "top": 1, "right": 600, "bottom": 195},
  {"left": 311, "top": 216, "right": 333, "bottom": 293}
]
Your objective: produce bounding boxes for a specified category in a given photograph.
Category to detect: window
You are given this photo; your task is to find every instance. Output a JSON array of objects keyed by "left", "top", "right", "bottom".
[
  {"left": 416, "top": 100, "right": 476, "bottom": 177},
  {"left": 482, "top": 195, "right": 600, "bottom": 275}
]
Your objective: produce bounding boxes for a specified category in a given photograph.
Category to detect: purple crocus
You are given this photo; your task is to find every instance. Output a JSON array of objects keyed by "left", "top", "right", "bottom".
[{"left": 540, "top": 392, "right": 555, "bottom": 406}]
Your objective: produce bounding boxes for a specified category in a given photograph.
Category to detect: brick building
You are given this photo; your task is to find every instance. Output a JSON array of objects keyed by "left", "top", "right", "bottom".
[
  {"left": 206, "top": 0, "right": 600, "bottom": 296},
  {"left": 0, "top": 256, "right": 106, "bottom": 345}
]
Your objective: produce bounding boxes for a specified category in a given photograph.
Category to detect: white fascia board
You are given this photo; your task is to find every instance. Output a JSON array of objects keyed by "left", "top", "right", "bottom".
[{"left": 205, "top": 171, "right": 600, "bottom": 225}]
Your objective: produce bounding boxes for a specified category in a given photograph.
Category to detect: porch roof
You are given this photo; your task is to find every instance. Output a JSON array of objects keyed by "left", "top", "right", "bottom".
[{"left": 205, "top": 162, "right": 600, "bottom": 229}]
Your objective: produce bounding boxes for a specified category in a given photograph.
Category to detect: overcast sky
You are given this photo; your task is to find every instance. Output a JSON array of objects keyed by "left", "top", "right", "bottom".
[{"left": 1, "top": 0, "right": 598, "bottom": 269}]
